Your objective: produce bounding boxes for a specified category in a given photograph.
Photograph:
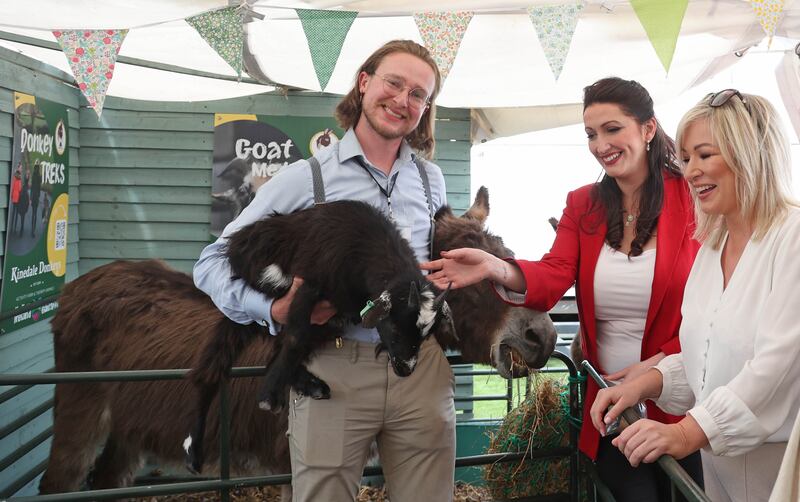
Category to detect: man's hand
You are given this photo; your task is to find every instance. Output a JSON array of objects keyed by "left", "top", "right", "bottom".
[{"left": 270, "top": 277, "right": 337, "bottom": 325}]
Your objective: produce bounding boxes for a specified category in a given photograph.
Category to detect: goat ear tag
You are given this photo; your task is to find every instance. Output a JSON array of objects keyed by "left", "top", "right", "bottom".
[{"left": 361, "top": 292, "right": 391, "bottom": 328}]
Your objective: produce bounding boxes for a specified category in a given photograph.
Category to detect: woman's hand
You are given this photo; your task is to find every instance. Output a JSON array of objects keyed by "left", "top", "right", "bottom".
[
  {"left": 270, "top": 277, "right": 337, "bottom": 326},
  {"left": 420, "top": 248, "right": 499, "bottom": 290},
  {"left": 612, "top": 416, "right": 706, "bottom": 466},
  {"left": 590, "top": 367, "right": 665, "bottom": 436},
  {"left": 590, "top": 382, "right": 645, "bottom": 437},
  {"left": 604, "top": 352, "right": 666, "bottom": 383}
]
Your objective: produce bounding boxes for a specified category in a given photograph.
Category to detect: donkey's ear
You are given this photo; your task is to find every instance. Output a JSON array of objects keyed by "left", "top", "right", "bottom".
[
  {"left": 462, "top": 186, "right": 489, "bottom": 224},
  {"left": 361, "top": 291, "right": 392, "bottom": 329}
]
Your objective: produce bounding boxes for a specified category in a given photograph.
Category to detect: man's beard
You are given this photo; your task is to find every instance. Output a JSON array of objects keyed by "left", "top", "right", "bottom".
[{"left": 362, "top": 102, "right": 414, "bottom": 140}]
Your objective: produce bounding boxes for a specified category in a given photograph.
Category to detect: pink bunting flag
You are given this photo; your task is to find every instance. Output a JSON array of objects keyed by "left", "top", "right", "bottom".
[
  {"left": 413, "top": 11, "right": 474, "bottom": 80},
  {"left": 53, "top": 29, "right": 128, "bottom": 117}
]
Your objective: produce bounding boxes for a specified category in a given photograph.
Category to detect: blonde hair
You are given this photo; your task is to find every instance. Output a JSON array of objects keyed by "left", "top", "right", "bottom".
[
  {"left": 334, "top": 40, "right": 442, "bottom": 159},
  {"left": 676, "top": 93, "right": 797, "bottom": 249}
]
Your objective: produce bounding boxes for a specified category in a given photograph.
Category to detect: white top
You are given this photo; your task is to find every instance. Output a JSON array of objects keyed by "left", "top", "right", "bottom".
[
  {"left": 656, "top": 207, "right": 800, "bottom": 457},
  {"left": 594, "top": 244, "right": 656, "bottom": 375},
  {"left": 769, "top": 410, "right": 800, "bottom": 501}
]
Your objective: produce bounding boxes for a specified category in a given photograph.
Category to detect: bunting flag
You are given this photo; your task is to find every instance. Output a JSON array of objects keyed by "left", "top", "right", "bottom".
[
  {"left": 750, "top": 0, "right": 786, "bottom": 46},
  {"left": 527, "top": 3, "right": 585, "bottom": 80},
  {"left": 630, "top": 0, "right": 688, "bottom": 73},
  {"left": 53, "top": 29, "right": 127, "bottom": 117},
  {"left": 413, "top": 11, "right": 474, "bottom": 80},
  {"left": 186, "top": 6, "right": 244, "bottom": 77},
  {"left": 296, "top": 9, "right": 358, "bottom": 91}
]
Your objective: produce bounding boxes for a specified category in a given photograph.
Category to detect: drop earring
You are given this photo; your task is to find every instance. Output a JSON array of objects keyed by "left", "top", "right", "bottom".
[{"left": 646, "top": 141, "right": 651, "bottom": 152}]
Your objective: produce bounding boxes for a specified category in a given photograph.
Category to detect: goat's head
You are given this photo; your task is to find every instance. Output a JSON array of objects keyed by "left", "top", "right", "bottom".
[
  {"left": 361, "top": 279, "right": 454, "bottom": 377},
  {"left": 433, "top": 187, "right": 558, "bottom": 378}
]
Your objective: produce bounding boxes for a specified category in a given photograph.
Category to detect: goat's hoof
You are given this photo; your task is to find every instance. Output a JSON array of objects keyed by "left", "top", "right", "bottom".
[
  {"left": 257, "top": 392, "right": 286, "bottom": 413},
  {"left": 306, "top": 378, "right": 330, "bottom": 400},
  {"left": 184, "top": 458, "right": 201, "bottom": 476}
]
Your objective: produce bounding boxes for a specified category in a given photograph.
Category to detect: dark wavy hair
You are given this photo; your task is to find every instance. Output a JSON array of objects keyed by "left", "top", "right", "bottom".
[
  {"left": 334, "top": 40, "right": 442, "bottom": 159},
  {"left": 583, "top": 77, "right": 682, "bottom": 257}
]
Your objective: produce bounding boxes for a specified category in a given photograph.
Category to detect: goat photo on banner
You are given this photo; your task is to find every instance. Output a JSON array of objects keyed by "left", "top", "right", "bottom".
[
  {"left": 210, "top": 114, "right": 342, "bottom": 238},
  {"left": 1, "top": 92, "right": 70, "bottom": 335}
]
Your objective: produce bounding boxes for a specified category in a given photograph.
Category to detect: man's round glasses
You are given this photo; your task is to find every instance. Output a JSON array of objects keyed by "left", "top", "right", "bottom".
[
  {"left": 375, "top": 73, "right": 430, "bottom": 110},
  {"left": 707, "top": 89, "right": 746, "bottom": 108}
]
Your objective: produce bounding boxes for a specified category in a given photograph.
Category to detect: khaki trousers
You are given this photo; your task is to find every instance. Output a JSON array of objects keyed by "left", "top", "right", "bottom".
[
  {"left": 287, "top": 336, "right": 456, "bottom": 502},
  {"left": 701, "top": 442, "right": 787, "bottom": 502}
]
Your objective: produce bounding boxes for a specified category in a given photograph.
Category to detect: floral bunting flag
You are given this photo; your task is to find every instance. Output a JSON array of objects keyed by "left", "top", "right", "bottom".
[
  {"left": 186, "top": 6, "right": 244, "bottom": 77},
  {"left": 53, "top": 29, "right": 128, "bottom": 117},
  {"left": 630, "top": 0, "right": 688, "bottom": 73},
  {"left": 527, "top": 2, "right": 585, "bottom": 80},
  {"left": 750, "top": 0, "right": 786, "bottom": 46},
  {"left": 296, "top": 9, "right": 358, "bottom": 91},
  {"left": 413, "top": 11, "right": 474, "bottom": 80}
]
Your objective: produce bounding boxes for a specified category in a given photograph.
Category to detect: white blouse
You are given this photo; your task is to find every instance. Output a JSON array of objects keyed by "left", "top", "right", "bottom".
[{"left": 656, "top": 207, "right": 800, "bottom": 456}]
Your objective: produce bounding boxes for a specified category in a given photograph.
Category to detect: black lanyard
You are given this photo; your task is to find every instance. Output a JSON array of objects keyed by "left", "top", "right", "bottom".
[{"left": 356, "top": 157, "right": 399, "bottom": 220}]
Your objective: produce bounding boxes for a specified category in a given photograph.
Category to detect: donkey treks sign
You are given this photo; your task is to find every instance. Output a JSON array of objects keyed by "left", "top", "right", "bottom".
[
  {"left": 210, "top": 114, "right": 342, "bottom": 238},
  {"left": 0, "top": 92, "right": 70, "bottom": 335}
]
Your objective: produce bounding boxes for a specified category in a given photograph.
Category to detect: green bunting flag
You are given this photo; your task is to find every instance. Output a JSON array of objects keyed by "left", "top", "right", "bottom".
[
  {"left": 630, "top": 0, "right": 688, "bottom": 73},
  {"left": 296, "top": 9, "right": 358, "bottom": 91},
  {"left": 187, "top": 6, "right": 245, "bottom": 77}
]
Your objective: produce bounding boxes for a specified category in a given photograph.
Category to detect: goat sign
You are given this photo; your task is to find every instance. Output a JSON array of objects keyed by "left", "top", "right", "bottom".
[{"left": 209, "top": 114, "right": 342, "bottom": 238}]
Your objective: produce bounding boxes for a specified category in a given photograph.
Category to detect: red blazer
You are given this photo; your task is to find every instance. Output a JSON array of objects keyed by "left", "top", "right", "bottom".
[{"left": 513, "top": 174, "right": 699, "bottom": 459}]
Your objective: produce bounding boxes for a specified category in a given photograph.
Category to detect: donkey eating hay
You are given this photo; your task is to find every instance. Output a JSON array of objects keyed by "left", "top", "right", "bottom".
[{"left": 39, "top": 187, "right": 558, "bottom": 496}]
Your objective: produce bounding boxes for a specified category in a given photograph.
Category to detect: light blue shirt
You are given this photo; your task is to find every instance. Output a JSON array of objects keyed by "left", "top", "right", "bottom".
[{"left": 193, "top": 129, "right": 447, "bottom": 343}]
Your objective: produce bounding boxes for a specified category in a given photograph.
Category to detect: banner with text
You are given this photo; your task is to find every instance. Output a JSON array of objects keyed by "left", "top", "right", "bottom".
[
  {"left": 210, "top": 114, "right": 343, "bottom": 238},
  {"left": 1, "top": 92, "right": 70, "bottom": 335}
]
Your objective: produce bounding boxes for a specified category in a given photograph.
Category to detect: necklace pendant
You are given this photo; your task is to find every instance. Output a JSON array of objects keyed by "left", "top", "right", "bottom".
[{"left": 625, "top": 213, "right": 635, "bottom": 226}]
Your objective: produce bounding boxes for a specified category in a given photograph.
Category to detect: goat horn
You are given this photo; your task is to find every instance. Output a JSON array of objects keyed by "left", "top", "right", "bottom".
[
  {"left": 408, "top": 281, "right": 421, "bottom": 308},
  {"left": 432, "top": 282, "right": 452, "bottom": 310}
]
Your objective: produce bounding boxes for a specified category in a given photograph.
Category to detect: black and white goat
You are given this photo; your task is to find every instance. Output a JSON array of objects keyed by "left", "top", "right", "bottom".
[{"left": 185, "top": 199, "right": 454, "bottom": 473}]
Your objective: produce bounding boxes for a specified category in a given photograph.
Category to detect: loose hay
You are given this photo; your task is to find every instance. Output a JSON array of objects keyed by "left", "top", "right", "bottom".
[
  {"left": 138, "top": 481, "right": 491, "bottom": 501},
  {"left": 484, "top": 375, "right": 570, "bottom": 499}
]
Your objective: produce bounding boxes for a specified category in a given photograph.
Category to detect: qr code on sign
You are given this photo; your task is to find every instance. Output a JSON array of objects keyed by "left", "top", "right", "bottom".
[{"left": 55, "top": 219, "right": 67, "bottom": 250}]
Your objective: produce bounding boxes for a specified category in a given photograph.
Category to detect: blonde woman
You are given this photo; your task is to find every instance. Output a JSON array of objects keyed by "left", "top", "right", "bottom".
[{"left": 590, "top": 91, "right": 800, "bottom": 502}]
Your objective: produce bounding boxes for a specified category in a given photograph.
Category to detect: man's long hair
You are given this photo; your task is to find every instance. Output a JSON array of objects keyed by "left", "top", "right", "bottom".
[{"left": 335, "top": 40, "right": 442, "bottom": 159}]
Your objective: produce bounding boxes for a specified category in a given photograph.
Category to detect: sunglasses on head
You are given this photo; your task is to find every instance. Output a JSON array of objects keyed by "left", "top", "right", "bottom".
[{"left": 707, "top": 89, "right": 747, "bottom": 107}]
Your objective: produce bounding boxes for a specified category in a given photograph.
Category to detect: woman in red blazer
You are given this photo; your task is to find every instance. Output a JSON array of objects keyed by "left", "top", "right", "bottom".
[{"left": 423, "top": 77, "right": 701, "bottom": 501}]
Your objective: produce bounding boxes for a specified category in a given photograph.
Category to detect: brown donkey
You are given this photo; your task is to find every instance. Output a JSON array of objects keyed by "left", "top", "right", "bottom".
[{"left": 39, "top": 187, "right": 557, "bottom": 496}]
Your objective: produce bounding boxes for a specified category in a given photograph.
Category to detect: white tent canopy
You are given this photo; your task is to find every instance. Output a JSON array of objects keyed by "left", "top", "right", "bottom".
[{"left": 1, "top": 0, "right": 799, "bottom": 139}]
